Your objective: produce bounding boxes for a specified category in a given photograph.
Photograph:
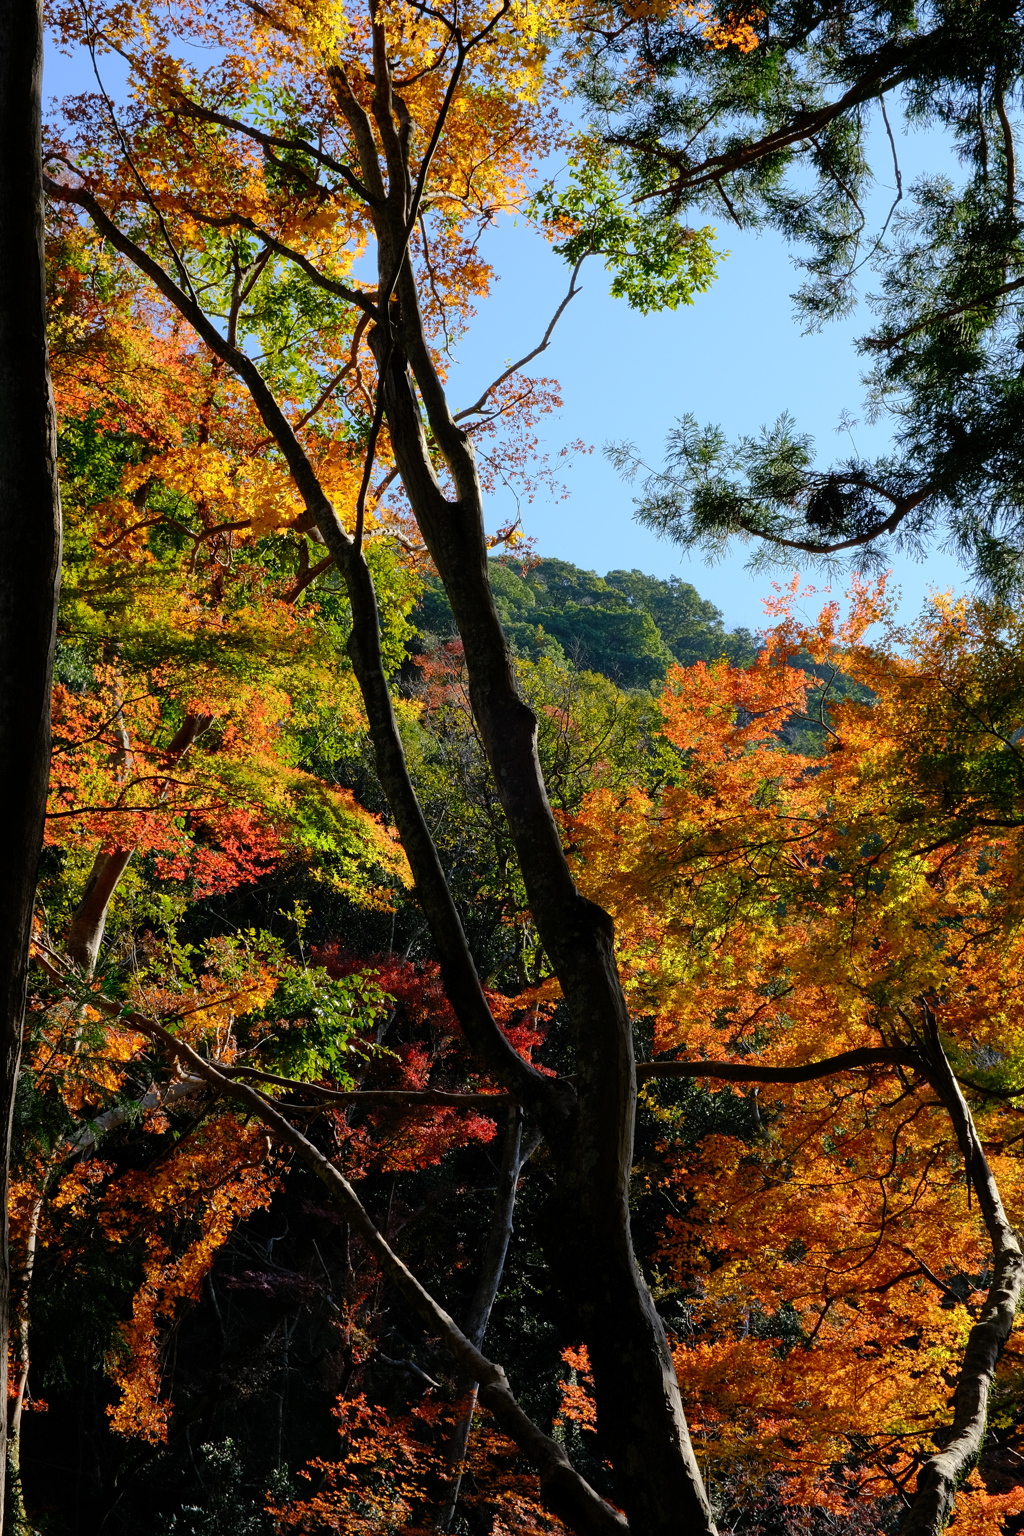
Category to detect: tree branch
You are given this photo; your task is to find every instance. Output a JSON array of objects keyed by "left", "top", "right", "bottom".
[
  {"left": 637, "top": 1046, "right": 921, "bottom": 1085},
  {"left": 35, "top": 959, "right": 627, "bottom": 1536},
  {"left": 629, "top": 42, "right": 927, "bottom": 203},
  {"left": 169, "top": 93, "right": 379, "bottom": 206},
  {"left": 862, "top": 273, "right": 1024, "bottom": 353},
  {"left": 729, "top": 485, "right": 932, "bottom": 556},
  {"left": 223, "top": 1064, "right": 514, "bottom": 1109},
  {"left": 455, "top": 254, "right": 587, "bottom": 422}
]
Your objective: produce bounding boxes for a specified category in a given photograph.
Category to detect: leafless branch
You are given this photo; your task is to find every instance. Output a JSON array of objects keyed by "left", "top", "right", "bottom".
[
  {"left": 455, "top": 254, "right": 587, "bottom": 422},
  {"left": 224, "top": 1064, "right": 513, "bottom": 1109}
]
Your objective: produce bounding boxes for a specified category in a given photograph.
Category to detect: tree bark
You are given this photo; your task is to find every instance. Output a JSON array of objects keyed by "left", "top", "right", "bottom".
[
  {"left": 0, "top": 0, "right": 63, "bottom": 1525},
  {"left": 65, "top": 712, "right": 211, "bottom": 975},
  {"left": 437, "top": 1106, "right": 531, "bottom": 1532},
  {"left": 5, "top": 1194, "right": 41, "bottom": 1536},
  {"left": 899, "top": 1014, "right": 1024, "bottom": 1536},
  {"left": 64, "top": 849, "right": 135, "bottom": 975}
]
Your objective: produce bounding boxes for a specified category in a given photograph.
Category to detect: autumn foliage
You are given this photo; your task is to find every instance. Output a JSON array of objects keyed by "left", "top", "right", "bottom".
[
  {"left": 13, "top": 0, "right": 1024, "bottom": 1529},
  {"left": 572, "top": 579, "right": 1024, "bottom": 1524}
]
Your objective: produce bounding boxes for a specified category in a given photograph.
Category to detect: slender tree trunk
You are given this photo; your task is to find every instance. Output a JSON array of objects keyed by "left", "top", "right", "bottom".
[
  {"left": 65, "top": 849, "right": 135, "bottom": 975},
  {"left": 64, "top": 712, "right": 210, "bottom": 975},
  {"left": 0, "top": 0, "right": 63, "bottom": 1527},
  {"left": 899, "top": 1014, "right": 1024, "bottom": 1535},
  {"left": 6, "top": 1195, "right": 41, "bottom": 1536},
  {"left": 437, "top": 1107, "right": 529, "bottom": 1532}
]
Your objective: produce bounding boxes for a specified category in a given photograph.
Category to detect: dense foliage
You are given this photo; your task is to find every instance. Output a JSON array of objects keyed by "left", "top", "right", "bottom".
[
  {"left": 8, "top": 0, "right": 1024, "bottom": 1532},
  {"left": 417, "top": 559, "right": 756, "bottom": 688}
]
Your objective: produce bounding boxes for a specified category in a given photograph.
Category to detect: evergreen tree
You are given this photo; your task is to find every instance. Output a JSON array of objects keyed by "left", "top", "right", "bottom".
[{"left": 576, "top": 0, "right": 1024, "bottom": 588}]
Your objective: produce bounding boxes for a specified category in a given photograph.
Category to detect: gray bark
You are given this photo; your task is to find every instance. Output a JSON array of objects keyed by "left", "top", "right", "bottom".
[
  {"left": 5, "top": 1195, "right": 40, "bottom": 1536},
  {"left": 899, "top": 1014, "right": 1024, "bottom": 1535}
]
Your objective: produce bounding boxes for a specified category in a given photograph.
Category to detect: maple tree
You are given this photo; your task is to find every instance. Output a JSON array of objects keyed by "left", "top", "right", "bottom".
[
  {"left": 13, "top": 0, "right": 1024, "bottom": 1532},
  {"left": 570, "top": 580, "right": 1024, "bottom": 1532},
  {"left": 37, "top": 0, "right": 732, "bottom": 1528},
  {"left": 20, "top": 576, "right": 1024, "bottom": 1536},
  {"left": 39, "top": 217, "right": 420, "bottom": 972}
]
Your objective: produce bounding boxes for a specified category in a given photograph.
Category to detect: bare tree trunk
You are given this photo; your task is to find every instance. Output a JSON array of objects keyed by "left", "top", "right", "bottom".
[
  {"left": 899, "top": 1013, "right": 1024, "bottom": 1536},
  {"left": 5, "top": 1195, "right": 41, "bottom": 1536},
  {"left": 437, "top": 1106, "right": 532, "bottom": 1532},
  {"left": 64, "top": 712, "right": 210, "bottom": 975},
  {"left": 0, "top": 0, "right": 63, "bottom": 1525},
  {"left": 65, "top": 849, "right": 136, "bottom": 975}
]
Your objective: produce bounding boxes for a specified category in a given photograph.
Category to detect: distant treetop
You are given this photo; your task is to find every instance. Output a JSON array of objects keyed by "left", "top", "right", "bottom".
[{"left": 415, "top": 557, "right": 757, "bottom": 689}]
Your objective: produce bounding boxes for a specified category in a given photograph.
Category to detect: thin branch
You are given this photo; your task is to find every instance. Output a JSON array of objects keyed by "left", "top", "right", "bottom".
[
  {"left": 34, "top": 957, "right": 627, "bottom": 1536},
  {"left": 81, "top": 27, "right": 199, "bottom": 304},
  {"left": 353, "top": 377, "right": 389, "bottom": 553},
  {"left": 455, "top": 254, "right": 587, "bottom": 422},
  {"left": 282, "top": 551, "right": 336, "bottom": 603},
  {"left": 906, "top": 1249, "right": 979, "bottom": 1314},
  {"left": 169, "top": 93, "right": 379, "bottom": 206},
  {"left": 254, "top": 312, "right": 372, "bottom": 452},
  {"left": 45, "top": 798, "right": 225, "bottom": 819},
  {"left": 186, "top": 210, "right": 379, "bottom": 318},
  {"left": 995, "top": 88, "right": 1017, "bottom": 217},
  {"left": 729, "top": 484, "right": 932, "bottom": 556},
  {"left": 224, "top": 1064, "right": 513, "bottom": 1109},
  {"left": 862, "top": 273, "right": 1024, "bottom": 352},
  {"left": 630, "top": 45, "right": 923, "bottom": 203}
]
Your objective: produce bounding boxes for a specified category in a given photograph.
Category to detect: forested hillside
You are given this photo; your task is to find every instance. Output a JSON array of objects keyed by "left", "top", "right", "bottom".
[
  {"left": 5, "top": 0, "right": 1024, "bottom": 1531},
  {"left": 418, "top": 561, "right": 756, "bottom": 689}
]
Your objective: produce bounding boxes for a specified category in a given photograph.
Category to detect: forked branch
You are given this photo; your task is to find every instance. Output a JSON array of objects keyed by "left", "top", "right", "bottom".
[{"left": 455, "top": 254, "right": 587, "bottom": 422}]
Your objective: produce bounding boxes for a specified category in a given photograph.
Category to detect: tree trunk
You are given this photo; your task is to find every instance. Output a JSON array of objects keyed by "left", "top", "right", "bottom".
[
  {"left": 6, "top": 1194, "right": 41, "bottom": 1536},
  {"left": 64, "top": 712, "right": 210, "bottom": 975},
  {"left": 373, "top": 274, "right": 718, "bottom": 1536},
  {"left": 0, "top": 0, "right": 63, "bottom": 1525},
  {"left": 65, "top": 849, "right": 136, "bottom": 975},
  {"left": 438, "top": 1107, "right": 529, "bottom": 1532},
  {"left": 899, "top": 1014, "right": 1024, "bottom": 1536}
]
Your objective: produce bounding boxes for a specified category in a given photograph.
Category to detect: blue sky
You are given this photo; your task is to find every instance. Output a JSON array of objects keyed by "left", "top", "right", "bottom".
[
  {"left": 46, "top": 41, "right": 969, "bottom": 633},
  {"left": 443, "top": 110, "right": 968, "bottom": 632}
]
